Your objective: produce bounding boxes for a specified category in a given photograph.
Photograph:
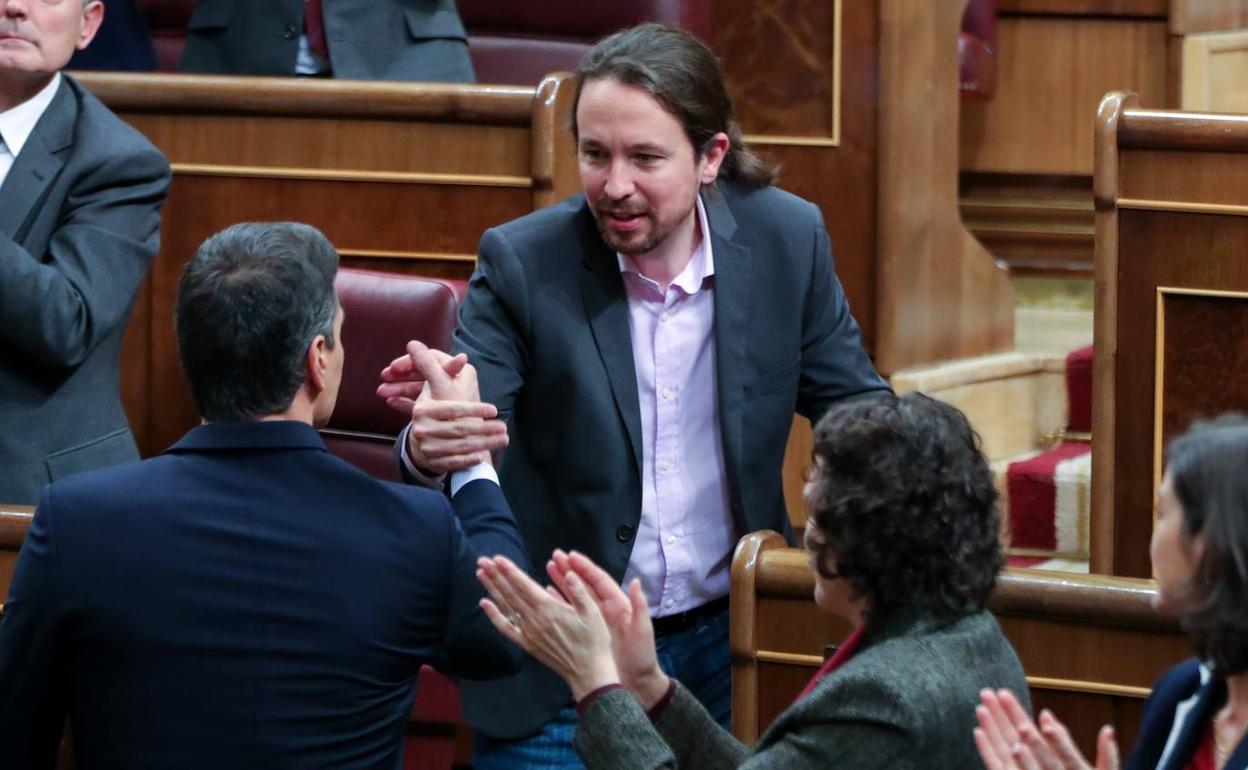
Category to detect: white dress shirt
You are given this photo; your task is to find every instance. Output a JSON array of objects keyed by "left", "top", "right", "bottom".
[{"left": 0, "top": 73, "right": 62, "bottom": 188}]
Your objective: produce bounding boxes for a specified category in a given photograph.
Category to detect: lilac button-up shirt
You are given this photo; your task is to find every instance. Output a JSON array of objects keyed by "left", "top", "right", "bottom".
[{"left": 618, "top": 197, "right": 737, "bottom": 617}]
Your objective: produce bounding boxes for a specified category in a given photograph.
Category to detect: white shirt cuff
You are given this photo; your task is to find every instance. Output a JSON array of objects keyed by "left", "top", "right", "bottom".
[
  {"left": 399, "top": 423, "right": 447, "bottom": 490},
  {"left": 450, "top": 462, "right": 500, "bottom": 497}
]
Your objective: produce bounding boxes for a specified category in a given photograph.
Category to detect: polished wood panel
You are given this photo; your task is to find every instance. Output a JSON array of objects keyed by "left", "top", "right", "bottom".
[
  {"left": 1171, "top": 0, "right": 1248, "bottom": 34},
  {"left": 715, "top": 0, "right": 840, "bottom": 141},
  {"left": 0, "top": 507, "right": 34, "bottom": 608},
  {"left": 731, "top": 531, "right": 1187, "bottom": 755},
  {"left": 960, "top": 174, "right": 1095, "bottom": 277},
  {"left": 875, "top": 0, "right": 1014, "bottom": 373},
  {"left": 1159, "top": 291, "right": 1248, "bottom": 460},
  {"left": 997, "top": 0, "right": 1167, "bottom": 14},
  {"left": 1092, "top": 94, "right": 1248, "bottom": 575},
  {"left": 714, "top": 0, "right": 875, "bottom": 351},
  {"left": 961, "top": 17, "right": 1168, "bottom": 176}
]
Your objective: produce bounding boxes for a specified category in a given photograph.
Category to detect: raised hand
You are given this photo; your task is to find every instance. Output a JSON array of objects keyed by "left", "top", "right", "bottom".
[
  {"left": 476, "top": 554, "right": 619, "bottom": 700},
  {"left": 974, "top": 689, "right": 1119, "bottom": 770}
]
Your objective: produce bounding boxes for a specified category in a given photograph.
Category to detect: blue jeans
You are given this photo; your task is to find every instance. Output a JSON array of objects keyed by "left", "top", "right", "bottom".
[{"left": 471, "top": 608, "right": 731, "bottom": 770}]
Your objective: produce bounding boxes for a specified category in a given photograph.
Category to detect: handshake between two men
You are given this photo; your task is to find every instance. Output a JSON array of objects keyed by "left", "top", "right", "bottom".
[{"left": 378, "top": 340, "right": 510, "bottom": 475}]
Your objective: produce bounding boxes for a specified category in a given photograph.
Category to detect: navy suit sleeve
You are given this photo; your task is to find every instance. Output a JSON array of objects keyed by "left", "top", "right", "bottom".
[
  {"left": 0, "top": 137, "right": 169, "bottom": 370},
  {"left": 436, "top": 479, "right": 531, "bottom": 680},
  {"left": 796, "top": 207, "right": 890, "bottom": 421},
  {"left": 0, "top": 488, "right": 70, "bottom": 769}
]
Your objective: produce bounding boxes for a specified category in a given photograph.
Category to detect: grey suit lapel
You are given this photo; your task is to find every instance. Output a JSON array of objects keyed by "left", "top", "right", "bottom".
[
  {"left": 580, "top": 230, "right": 644, "bottom": 476},
  {"left": 0, "top": 78, "right": 74, "bottom": 240},
  {"left": 707, "top": 187, "right": 751, "bottom": 514}
]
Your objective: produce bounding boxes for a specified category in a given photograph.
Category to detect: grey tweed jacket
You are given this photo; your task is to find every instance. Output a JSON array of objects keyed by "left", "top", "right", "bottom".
[{"left": 574, "top": 609, "right": 1029, "bottom": 770}]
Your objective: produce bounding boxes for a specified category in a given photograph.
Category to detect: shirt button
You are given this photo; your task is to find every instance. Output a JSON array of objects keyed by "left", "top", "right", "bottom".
[
  {"left": 659, "top": 460, "right": 672, "bottom": 472},
  {"left": 661, "top": 388, "right": 674, "bottom": 400},
  {"left": 659, "top": 313, "right": 670, "bottom": 324},
  {"left": 666, "top": 535, "right": 676, "bottom": 545},
  {"left": 664, "top": 599, "right": 674, "bottom": 609}
]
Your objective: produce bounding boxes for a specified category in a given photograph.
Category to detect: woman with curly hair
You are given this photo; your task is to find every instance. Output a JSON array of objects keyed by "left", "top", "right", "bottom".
[
  {"left": 475, "top": 392, "right": 1029, "bottom": 769},
  {"left": 976, "top": 416, "right": 1248, "bottom": 770}
]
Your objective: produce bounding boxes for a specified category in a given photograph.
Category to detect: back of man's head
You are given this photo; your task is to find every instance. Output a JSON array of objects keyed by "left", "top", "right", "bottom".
[
  {"left": 175, "top": 222, "right": 339, "bottom": 423},
  {"left": 573, "top": 23, "right": 776, "bottom": 188}
]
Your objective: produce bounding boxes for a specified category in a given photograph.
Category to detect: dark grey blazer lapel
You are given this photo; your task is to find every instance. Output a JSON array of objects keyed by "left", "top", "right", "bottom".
[
  {"left": 580, "top": 233, "right": 644, "bottom": 476},
  {"left": 706, "top": 187, "right": 751, "bottom": 512},
  {"left": 0, "top": 78, "right": 74, "bottom": 241}
]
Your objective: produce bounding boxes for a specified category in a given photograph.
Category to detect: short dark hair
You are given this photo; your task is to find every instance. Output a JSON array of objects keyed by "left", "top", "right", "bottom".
[
  {"left": 807, "top": 393, "right": 1003, "bottom": 626},
  {"left": 175, "top": 222, "right": 339, "bottom": 422},
  {"left": 572, "top": 23, "right": 777, "bottom": 188},
  {"left": 1165, "top": 415, "right": 1248, "bottom": 675}
]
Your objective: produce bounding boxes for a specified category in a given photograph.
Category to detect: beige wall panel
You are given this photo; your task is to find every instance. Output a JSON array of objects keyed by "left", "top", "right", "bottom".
[{"left": 1181, "top": 31, "right": 1248, "bottom": 113}]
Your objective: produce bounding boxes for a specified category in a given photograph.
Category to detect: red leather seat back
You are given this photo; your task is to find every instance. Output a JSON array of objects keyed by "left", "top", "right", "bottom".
[
  {"left": 320, "top": 268, "right": 465, "bottom": 482},
  {"left": 959, "top": 0, "right": 997, "bottom": 99},
  {"left": 138, "top": 0, "right": 195, "bottom": 71},
  {"left": 459, "top": 0, "right": 712, "bottom": 85}
]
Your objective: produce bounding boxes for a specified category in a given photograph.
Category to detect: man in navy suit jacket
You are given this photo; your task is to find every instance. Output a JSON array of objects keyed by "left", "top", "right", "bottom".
[{"left": 0, "top": 221, "right": 528, "bottom": 769}]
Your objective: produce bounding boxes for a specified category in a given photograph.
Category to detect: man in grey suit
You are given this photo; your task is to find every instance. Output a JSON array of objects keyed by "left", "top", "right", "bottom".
[
  {"left": 379, "top": 23, "right": 890, "bottom": 768},
  {"left": 0, "top": 0, "right": 171, "bottom": 505},
  {"left": 180, "top": 0, "right": 475, "bottom": 82}
]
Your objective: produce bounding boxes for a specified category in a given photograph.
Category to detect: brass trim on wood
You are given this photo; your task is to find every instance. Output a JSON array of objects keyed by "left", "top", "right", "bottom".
[
  {"left": 755, "top": 651, "right": 824, "bottom": 667},
  {"left": 338, "top": 249, "right": 478, "bottom": 263},
  {"left": 743, "top": 0, "right": 842, "bottom": 148},
  {"left": 170, "top": 164, "right": 533, "bottom": 188},
  {"left": 1026, "top": 676, "right": 1151, "bottom": 699},
  {"left": 1118, "top": 199, "right": 1248, "bottom": 217}
]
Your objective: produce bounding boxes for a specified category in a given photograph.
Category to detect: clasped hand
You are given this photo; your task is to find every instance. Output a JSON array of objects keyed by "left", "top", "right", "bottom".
[
  {"left": 477, "top": 550, "right": 672, "bottom": 709},
  {"left": 376, "top": 340, "right": 508, "bottom": 473}
]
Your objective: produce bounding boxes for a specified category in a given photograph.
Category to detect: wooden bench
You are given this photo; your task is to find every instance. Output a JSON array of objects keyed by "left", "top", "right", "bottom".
[
  {"left": 730, "top": 530, "right": 1188, "bottom": 757},
  {"left": 1091, "top": 94, "right": 1248, "bottom": 576}
]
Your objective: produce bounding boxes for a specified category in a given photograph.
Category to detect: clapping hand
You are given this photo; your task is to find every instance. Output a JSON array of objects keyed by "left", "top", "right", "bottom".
[
  {"left": 547, "top": 550, "right": 671, "bottom": 710},
  {"left": 476, "top": 555, "right": 620, "bottom": 701},
  {"left": 974, "top": 689, "right": 1120, "bottom": 770}
]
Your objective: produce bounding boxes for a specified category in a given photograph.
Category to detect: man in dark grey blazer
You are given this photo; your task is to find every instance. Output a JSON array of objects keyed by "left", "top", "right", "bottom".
[
  {"left": 180, "top": 0, "right": 474, "bottom": 82},
  {"left": 0, "top": 0, "right": 171, "bottom": 505},
  {"left": 380, "top": 24, "right": 889, "bottom": 768}
]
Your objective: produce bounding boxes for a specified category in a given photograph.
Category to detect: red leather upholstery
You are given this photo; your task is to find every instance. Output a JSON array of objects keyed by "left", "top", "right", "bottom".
[
  {"left": 959, "top": 0, "right": 997, "bottom": 99},
  {"left": 321, "top": 268, "right": 465, "bottom": 482},
  {"left": 459, "top": 0, "right": 712, "bottom": 85},
  {"left": 138, "top": 0, "right": 195, "bottom": 72},
  {"left": 319, "top": 268, "right": 469, "bottom": 770}
]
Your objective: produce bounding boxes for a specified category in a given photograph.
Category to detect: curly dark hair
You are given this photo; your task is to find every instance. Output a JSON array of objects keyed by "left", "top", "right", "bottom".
[
  {"left": 807, "top": 392, "right": 1004, "bottom": 626},
  {"left": 1165, "top": 415, "right": 1248, "bottom": 675}
]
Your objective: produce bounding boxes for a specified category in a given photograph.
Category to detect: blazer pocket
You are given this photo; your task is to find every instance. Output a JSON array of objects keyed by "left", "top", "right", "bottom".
[
  {"left": 405, "top": 9, "right": 468, "bottom": 41},
  {"left": 744, "top": 357, "right": 801, "bottom": 402},
  {"left": 186, "top": 0, "right": 234, "bottom": 31},
  {"left": 46, "top": 428, "right": 137, "bottom": 483}
]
